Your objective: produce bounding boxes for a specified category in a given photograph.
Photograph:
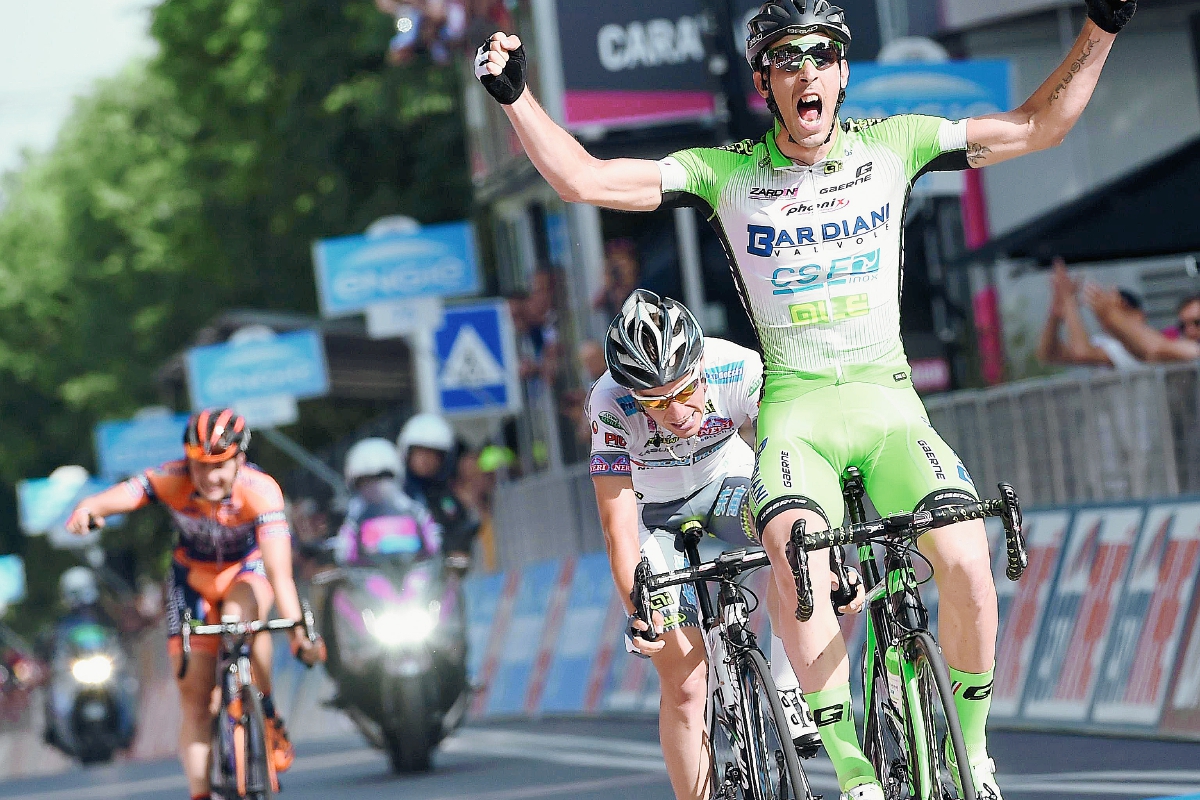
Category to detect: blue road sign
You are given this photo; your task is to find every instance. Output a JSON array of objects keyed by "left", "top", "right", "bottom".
[
  {"left": 0, "top": 555, "right": 25, "bottom": 606},
  {"left": 186, "top": 329, "right": 330, "bottom": 410},
  {"left": 842, "top": 60, "right": 1011, "bottom": 121},
  {"left": 434, "top": 300, "right": 521, "bottom": 417},
  {"left": 313, "top": 221, "right": 481, "bottom": 317},
  {"left": 95, "top": 413, "right": 191, "bottom": 480},
  {"left": 17, "top": 476, "right": 112, "bottom": 535}
]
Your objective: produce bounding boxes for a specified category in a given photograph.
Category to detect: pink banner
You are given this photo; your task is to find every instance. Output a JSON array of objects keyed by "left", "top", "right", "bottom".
[{"left": 563, "top": 90, "right": 716, "bottom": 130}]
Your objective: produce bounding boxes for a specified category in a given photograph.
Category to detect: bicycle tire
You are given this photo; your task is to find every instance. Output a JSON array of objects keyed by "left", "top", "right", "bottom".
[
  {"left": 738, "top": 648, "right": 813, "bottom": 800},
  {"left": 710, "top": 678, "right": 748, "bottom": 799},
  {"left": 241, "top": 686, "right": 276, "bottom": 800},
  {"left": 902, "top": 631, "right": 975, "bottom": 800},
  {"left": 862, "top": 643, "right": 913, "bottom": 800}
]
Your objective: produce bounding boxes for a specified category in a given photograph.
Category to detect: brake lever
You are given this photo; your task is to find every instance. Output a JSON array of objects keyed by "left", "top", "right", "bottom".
[
  {"left": 829, "top": 546, "right": 859, "bottom": 615},
  {"left": 789, "top": 519, "right": 814, "bottom": 622},
  {"left": 998, "top": 482, "right": 1027, "bottom": 581},
  {"left": 178, "top": 609, "right": 192, "bottom": 680},
  {"left": 631, "top": 558, "right": 659, "bottom": 642}
]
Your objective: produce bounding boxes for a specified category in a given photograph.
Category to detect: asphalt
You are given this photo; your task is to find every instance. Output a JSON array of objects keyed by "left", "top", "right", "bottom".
[{"left": 2, "top": 717, "right": 1198, "bottom": 800}]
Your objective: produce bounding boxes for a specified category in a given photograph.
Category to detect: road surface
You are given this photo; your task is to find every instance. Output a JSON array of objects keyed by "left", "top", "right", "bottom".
[{"left": 3, "top": 717, "right": 1199, "bottom": 800}]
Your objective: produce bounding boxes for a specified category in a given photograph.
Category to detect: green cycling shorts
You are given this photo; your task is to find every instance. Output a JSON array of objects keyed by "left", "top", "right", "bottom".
[{"left": 748, "top": 380, "right": 978, "bottom": 534}]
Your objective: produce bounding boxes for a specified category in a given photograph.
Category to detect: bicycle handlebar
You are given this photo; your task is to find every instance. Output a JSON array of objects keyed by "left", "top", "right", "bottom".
[
  {"left": 630, "top": 547, "right": 772, "bottom": 642},
  {"left": 790, "top": 483, "right": 1026, "bottom": 622},
  {"left": 178, "top": 599, "right": 318, "bottom": 680}
]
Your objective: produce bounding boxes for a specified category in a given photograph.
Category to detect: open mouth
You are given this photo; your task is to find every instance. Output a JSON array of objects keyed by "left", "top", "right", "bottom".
[
  {"left": 797, "top": 93, "right": 823, "bottom": 125},
  {"left": 666, "top": 410, "right": 700, "bottom": 434}
]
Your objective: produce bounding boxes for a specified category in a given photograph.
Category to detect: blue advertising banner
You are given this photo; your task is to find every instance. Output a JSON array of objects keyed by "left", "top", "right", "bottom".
[
  {"left": 486, "top": 560, "right": 561, "bottom": 716},
  {"left": 0, "top": 555, "right": 25, "bottom": 606},
  {"left": 435, "top": 300, "right": 521, "bottom": 418},
  {"left": 841, "top": 60, "right": 1011, "bottom": 121},
  {"left": 185, "top": 329, "right": 329, "bottom": 410},
  {"left": 17, "top": 475, "right": 111, "bottom": 535},
  {"left": 94, "top": 413, "right": 191, "bottom": 480},
  {"left": 1023, "top": 506, "right": 1144, "bottom": 722},
  {"left": 539, "top": 554, "right": 614, "bottom": 714},
  {"left": 313, "top": 222, "right": 480, "bottom": 317}
]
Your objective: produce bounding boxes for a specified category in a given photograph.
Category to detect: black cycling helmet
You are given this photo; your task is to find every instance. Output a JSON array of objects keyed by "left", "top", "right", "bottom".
[
  {"left": 604, "top": 290, "right": 704, "bottom": 391},
  {"left": 747, "top": 1, "right": 851, "bottom": 143},
  {"left": 746, "top": 0, "right": 852, "bottom": 68}
]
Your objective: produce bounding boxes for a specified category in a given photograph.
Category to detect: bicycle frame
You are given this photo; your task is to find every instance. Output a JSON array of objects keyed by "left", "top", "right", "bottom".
[{"left": 841, "top": 475, "right": 942, "bottom": 799}]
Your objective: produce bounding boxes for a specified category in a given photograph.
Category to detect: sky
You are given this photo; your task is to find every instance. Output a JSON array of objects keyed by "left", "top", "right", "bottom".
[{"left": 0, "top": 0, "right": 155, "bottom": 175}]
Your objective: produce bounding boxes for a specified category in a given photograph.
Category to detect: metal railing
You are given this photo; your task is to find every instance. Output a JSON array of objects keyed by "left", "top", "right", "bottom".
[{"left": 491, "top": 364, "right": 1200, "bottom": 570}]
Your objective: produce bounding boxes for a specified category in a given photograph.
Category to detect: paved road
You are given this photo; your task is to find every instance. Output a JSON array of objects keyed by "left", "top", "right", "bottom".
[{"left": 2, "top": 717, "right": 1199, "bottom": 800}]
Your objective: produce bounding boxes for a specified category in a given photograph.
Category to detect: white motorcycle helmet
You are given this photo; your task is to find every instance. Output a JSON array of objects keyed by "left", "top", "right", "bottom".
[
  {"left": 396, "top": 413, "right": 455, "bottom": 460},
  {"left": 343, "top": 438, "right": 403, "bottom": 488},
  {"left": 60, "top": 567, "right": 99, "bottom": 610}
]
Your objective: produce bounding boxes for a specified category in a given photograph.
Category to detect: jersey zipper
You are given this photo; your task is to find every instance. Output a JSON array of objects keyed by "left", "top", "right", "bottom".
[{"left": 806, "top": 166, "right": 845, "bottom": 383}]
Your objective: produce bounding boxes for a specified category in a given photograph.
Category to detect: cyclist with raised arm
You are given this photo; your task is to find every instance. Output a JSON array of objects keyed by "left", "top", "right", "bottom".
[
  {"left": 476, "top": 0, "right": 1133, "bottom": 795},
  {"left": 65, "top": 409, "right": 324, "bottom": 800},
  {"left": 589, "top": 289, "right": 846, "bottom": 800}
]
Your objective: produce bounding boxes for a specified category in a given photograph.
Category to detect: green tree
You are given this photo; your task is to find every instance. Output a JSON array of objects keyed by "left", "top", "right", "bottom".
[{"left": 0, "top": 0, "right": 472, "bottom": 631}]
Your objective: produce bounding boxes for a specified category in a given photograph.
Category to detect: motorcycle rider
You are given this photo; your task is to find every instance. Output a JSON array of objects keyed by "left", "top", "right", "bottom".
[
  {"left": 43, "top": 568, "right": 136, "bottom": 752},
  {"left": 397, "top": 414, "right": 479, "bottom": 571}
]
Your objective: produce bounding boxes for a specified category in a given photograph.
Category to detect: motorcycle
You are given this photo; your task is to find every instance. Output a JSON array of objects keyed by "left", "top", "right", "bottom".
[
  {"left": 44, "top": 622, "right": 137, "bottom": 764},
  {"left": 316, "top": 555, "right": 469, "bottom": 773}
]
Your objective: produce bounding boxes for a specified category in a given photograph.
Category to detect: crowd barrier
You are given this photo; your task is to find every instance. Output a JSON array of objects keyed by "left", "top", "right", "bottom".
[
  {"left": 7, "top": 494, "right": 1200, "bottom": 784},
  {"left": 467, "top": 496, "right": 1200, "bottom": 739}
]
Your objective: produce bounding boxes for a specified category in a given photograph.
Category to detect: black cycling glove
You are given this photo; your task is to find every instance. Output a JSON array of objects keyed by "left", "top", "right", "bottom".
[
  {"left": 1085, "top": 0, "right": 1136, "bottom": 34},
  {"left": 475, "top": 38, "right": 527, "bottom": 105}
]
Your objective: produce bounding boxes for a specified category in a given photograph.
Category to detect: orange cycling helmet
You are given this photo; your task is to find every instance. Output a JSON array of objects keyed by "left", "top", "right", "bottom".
[{"left": 184, "top": 408, "right": 251, "bottom": 463}]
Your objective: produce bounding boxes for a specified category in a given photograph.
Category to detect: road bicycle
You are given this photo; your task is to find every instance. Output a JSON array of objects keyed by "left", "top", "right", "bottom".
[
  {"left": 790, "top": 469, "right": 1026, "bottom": 800},
  {"left": 632, "top": 520, "right": 814, "bottom": 800},
  {"left": 178, "top": 603, "right": 318, "bottom": 800}
]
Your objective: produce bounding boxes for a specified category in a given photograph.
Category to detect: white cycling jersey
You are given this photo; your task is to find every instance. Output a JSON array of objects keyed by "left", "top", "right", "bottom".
[{"left": 586, "top": 337, "right": 763, "bottom": 504}]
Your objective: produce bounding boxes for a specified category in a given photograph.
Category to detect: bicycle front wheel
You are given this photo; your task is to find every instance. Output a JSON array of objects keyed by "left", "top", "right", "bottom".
[
  {"left": 901, "top": 631, "right": 975, "bottom": 800},
  {"left": 240, "top": 686, "right": 277, "bottom": 800},
  {"left": 737, "top": 648, "right": 812, "bottom": 800}
]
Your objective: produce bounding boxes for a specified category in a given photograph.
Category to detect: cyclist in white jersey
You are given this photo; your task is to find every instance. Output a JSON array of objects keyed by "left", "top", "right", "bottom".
[
  {"left": 477, "top": 0, "right": 1133, "bottom": 796},
  {"left": 589, "top": 290, "right": 855, "bottom": 800}
]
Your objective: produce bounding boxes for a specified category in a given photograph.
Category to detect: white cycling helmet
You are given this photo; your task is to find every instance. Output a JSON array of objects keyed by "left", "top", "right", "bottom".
[
  {"left": 343, "top": 438, "right": 403, "bottom": 487},
  {"left": 60, "top": 567, "right": 99, "bottom": 609},
  {"left": 397, "top": 413, "right": 455, "bottom": 458}
]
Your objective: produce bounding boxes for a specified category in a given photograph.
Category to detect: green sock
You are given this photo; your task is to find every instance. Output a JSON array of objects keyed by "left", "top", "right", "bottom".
[
  {"left": 948, "top": 664, "right": 994, "bottom": 760},
  {"left": 804, "top": 683, "right": 877, "bottom": 790}
]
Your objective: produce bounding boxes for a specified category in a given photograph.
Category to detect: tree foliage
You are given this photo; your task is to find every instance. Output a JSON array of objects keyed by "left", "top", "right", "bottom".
[{"left": 0, "top": 0, "right": 471, "bottom": 624}]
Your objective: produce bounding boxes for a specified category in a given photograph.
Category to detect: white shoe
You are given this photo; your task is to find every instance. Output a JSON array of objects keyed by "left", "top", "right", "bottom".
[
  {"left": 945, "top": 737, "right": 1003, "bottom": 800},
  {"left": 840, "top": 783, "right": 885, "bottom": 800},
  {"left": 777, "top": 687, "right": 821, "bottom": 758}
]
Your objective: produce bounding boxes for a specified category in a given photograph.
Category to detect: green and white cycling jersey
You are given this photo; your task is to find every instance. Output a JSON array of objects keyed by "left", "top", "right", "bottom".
[{"left": 658, "top": 115, "right": 969, "bottom": 403}]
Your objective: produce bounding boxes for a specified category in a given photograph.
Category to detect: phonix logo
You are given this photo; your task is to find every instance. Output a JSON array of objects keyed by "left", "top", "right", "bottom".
[
  {"left": 771, "top": 249, "right": 881, "bottom": 296},
  {"left": 746, "top": 204, "right": 890, "bottom": 256}
]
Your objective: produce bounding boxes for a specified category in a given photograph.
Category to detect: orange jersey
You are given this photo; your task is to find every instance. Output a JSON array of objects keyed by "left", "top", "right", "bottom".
[{"left": 121, "top": 460, "right": 291, "bottom": 564}]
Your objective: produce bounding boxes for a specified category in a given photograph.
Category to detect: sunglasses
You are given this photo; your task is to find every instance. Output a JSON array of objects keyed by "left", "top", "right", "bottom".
[
  {"left": 765, "top": 40, "right": 843, "bottom": 72},
  {"left": 632, "top": 373, "right": 704, "bottom": 411}
]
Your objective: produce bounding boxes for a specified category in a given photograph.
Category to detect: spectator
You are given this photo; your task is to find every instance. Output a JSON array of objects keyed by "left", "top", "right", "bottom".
[
  {"left": 594, "top": 239, "right": 641, "bottom": 320},
  {"left": 452, "top": 450, "right": 497, "bottom": 571},
  {"left": 1037, "top": 259, "right": 1143, "bottom": 370},
  {"left": 1088, "top": 287, "right": 1200, "bottom": 363}
]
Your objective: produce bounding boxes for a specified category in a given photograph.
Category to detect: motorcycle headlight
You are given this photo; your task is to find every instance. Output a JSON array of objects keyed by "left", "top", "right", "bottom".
[
  {"left": 364, "top": 605, "right": 437, "bottom": 647},
  {"left": 70, "top": 655, "right": 114, "bottom": 685}
]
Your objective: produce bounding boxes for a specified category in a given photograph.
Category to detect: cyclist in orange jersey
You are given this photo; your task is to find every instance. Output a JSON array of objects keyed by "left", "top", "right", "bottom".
[{"left": 67, "top": 408, "right": 324, "bottom": 800}]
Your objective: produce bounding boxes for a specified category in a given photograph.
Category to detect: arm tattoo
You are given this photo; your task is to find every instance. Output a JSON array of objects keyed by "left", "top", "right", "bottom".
[
  {"left": 1048, "top": 37, "right": 1100, "bottom": 104},
  {"left": 966, "top": 141, "right": 992, "bottom": 168}
]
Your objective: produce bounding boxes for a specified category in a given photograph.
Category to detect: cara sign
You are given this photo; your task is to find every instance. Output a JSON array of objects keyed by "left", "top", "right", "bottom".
[
  {"left": 313, "top": 221, "right": 480, "bottom": 317},
  {"left": 185, "top": 329, "right": 329, "bottom": 411}
]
